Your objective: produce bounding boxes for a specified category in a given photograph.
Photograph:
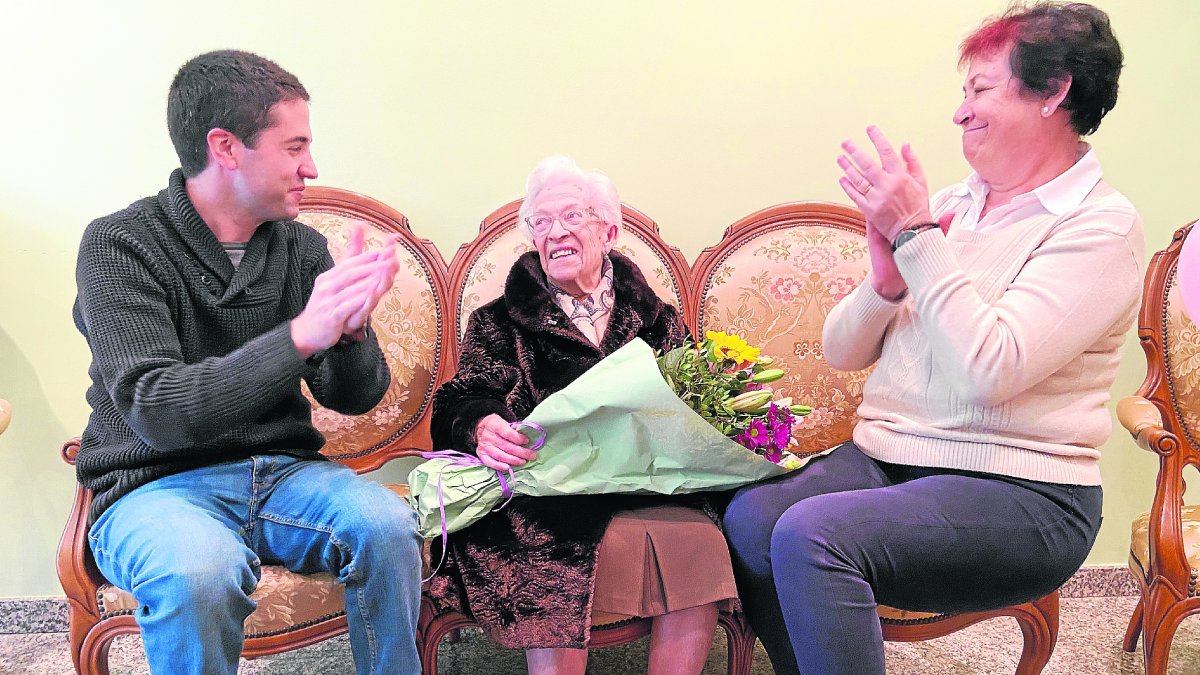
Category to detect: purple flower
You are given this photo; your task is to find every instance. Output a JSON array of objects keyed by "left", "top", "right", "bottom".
[
  {"left": 735, "top": 418, "right": 769, "bottom": 450},
  {"left": 763, "top": 404, "right": 794, "bottom": 449},
  {"left": 770, "top": 424, "right": 789, "bottom": 450},
  {"left": 765, "top": 402, "right": 780, "bottom": 425}
]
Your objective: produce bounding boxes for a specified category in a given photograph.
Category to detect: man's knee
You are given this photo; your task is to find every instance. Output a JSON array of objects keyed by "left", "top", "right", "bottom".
[
  {"left": 133, "top": 541, "right": 259, "bottom": 616},
  {"left": 371, "top": 500, "right": 421, "bottom": 554},
  {"left": 340, "top": 489, "right": 422, "bottom": 566}
]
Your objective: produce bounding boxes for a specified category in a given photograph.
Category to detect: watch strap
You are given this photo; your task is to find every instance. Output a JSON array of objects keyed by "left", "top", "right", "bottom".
[{"left": 891, "top": 223, "right": 940, "bottom": 252}]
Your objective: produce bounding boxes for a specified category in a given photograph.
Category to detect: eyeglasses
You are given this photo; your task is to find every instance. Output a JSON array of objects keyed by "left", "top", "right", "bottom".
[{"left": 524, "top": 207, "right": 598, "bottom": 235}]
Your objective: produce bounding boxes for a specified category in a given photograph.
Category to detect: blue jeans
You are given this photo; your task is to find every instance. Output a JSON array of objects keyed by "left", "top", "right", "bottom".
[
  {"left": 88, "top": 455, "right": 422, "bottom": 675},
  {"left": 723, "top": 442, "right": 1101, "bottom": 675}
]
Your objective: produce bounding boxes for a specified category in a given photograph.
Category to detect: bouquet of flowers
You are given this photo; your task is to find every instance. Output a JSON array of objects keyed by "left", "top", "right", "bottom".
[
  {"left": 658, "top": 331, "right": 812, "bottom": 466},
  {"left": 409, "top": 337, "right": 830, "bottom": 539}
]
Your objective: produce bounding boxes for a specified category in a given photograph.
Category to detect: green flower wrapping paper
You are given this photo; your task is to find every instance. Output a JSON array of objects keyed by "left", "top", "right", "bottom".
[{"left": 409, "top": 338, "right": 829, "bottom": 539}]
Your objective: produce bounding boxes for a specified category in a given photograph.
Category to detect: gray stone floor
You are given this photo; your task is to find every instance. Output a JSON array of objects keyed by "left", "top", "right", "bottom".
[{"left": 3, "top": 596, "right": 1198, "bottom": 674}]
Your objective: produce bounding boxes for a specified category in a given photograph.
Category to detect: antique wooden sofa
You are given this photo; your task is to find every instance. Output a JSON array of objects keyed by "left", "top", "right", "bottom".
[{"left": 57, "top": 187, "right": 1059, "bottom": 674}]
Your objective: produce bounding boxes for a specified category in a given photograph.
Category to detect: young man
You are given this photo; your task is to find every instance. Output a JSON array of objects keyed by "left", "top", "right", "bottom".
[{"left": 73, "top": 50, "right": 421, "bottom": 674}]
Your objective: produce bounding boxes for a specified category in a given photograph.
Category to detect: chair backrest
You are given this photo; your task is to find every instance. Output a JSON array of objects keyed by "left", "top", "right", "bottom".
[
  {"left": 689, "top": 202, "right": 873, "bottom": 454},
  {"left": 1134, "top": 220, "right": 1200, "bottom": 464},
  {"left": 446, "top": 199, "right": 691, "bottom": 351},
  {"left": 298, "top": 187, "right": 451, "bottom": 471}
]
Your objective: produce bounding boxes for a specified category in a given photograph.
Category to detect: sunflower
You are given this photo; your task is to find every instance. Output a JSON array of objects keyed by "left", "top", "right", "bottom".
[{"left": 704, "top": 330, "right": 761, "bottom": 366}]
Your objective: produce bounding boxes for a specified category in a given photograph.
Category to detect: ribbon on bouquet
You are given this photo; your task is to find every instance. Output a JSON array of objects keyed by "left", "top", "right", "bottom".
[{"left": 418, "top": 421, "right": 546, "bottom": 581}]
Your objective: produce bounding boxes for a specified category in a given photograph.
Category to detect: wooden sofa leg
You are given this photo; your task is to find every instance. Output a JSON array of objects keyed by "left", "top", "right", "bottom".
[
  {"left": 78, "top": 630, "right": 115, "bottom": 675},
  {"left": 1013, "top": 594, "right": 1058, "bottom": 675},
  {"left": 419, "top": 609, "right": 477, "bottom": 675},
  {"left": 67, "top": 606, "right": 111, "bottom": 675},
  {"left": 1122, "top": 596, "right": 1144, "bottom": 652},
  {"left": 1142, "top": 603, "right": 1189, "bottom": 675},
  {"left": 419, "top": 633, "right": 441, "bottom": 675},
  {"left": 717, "top": 612, "right": 755, "bottom": 675}
]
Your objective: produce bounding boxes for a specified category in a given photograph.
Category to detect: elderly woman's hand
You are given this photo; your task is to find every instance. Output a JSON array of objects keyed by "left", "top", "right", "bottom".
[
  {"left": 475, "top": 414, "right": 537, "bottom": 471},
  {"left": 838, "top": 126, "right": 935, "bottom": 243}
]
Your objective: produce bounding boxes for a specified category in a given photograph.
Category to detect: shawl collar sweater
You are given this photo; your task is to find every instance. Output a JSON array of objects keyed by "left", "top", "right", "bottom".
[{"left": 73, "top": 170, "right": 389, "bottom": 524}]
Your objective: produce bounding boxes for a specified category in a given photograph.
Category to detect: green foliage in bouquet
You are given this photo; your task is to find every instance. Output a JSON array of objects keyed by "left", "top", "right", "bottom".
[{"left": 657, "top": 331, "right": 812, "bottom": 462}]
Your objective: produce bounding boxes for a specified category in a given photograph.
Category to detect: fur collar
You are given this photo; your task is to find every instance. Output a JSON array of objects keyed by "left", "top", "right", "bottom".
[{"left": 503, "top": 250, "right": 669, "bottom": 354}]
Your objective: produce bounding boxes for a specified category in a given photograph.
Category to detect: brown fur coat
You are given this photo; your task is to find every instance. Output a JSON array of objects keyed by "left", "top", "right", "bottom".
[{"left": 428, "top": 251, "right": 709, "bottom": 648}]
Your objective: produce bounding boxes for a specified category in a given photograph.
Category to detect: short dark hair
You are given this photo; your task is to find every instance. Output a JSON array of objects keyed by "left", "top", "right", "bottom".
[
  {"left": 167, "top": 50, "right": 309, "bottom": 177},
  {"left": 960, "top": 2, "right": 1123, "bottom": 136}
]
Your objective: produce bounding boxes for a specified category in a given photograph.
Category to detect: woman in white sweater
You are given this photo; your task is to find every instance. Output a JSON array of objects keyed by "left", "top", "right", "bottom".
[{"left": 722, "top": 3, "right": 1143, "bottom": 674}]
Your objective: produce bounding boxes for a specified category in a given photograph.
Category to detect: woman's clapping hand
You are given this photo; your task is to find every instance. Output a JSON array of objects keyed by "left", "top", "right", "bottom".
[{"left": 837, "top": 125, "right": 935, "bottom": 242}]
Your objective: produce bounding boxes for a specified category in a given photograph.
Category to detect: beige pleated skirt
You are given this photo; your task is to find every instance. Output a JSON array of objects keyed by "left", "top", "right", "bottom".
[{"left": 590, "top": 505, "right": 738, "bottom": 625}]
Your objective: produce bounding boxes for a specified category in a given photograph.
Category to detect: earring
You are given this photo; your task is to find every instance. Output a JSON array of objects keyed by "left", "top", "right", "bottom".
[{"left": 1042, "top": 105, "right": 1051, "bottom": 116}]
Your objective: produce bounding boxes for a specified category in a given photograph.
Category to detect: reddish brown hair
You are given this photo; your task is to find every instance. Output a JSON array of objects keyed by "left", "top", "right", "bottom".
[{"left": 959, "top": 2, "right": 1122, "bottom": 135}]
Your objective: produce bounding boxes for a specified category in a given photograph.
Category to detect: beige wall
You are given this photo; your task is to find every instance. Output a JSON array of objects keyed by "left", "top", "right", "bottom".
[{"left": 1, "top": 1, "right": 1196, "bottom": 597}]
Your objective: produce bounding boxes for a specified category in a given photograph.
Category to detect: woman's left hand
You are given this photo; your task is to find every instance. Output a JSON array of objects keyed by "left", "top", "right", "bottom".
[{"left": 838, "top": 125, "right": 935, "bottom": 242}]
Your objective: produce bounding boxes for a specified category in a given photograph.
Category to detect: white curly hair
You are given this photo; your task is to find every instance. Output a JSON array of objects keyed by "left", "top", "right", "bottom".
[{"left": 518, "top": 155, "right": 621, "bottom": 239}]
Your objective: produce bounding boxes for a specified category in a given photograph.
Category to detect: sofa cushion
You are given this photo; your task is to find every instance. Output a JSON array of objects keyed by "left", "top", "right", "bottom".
[
  {"left": 1129, "top": 503, "right": 1200, "bottom": 594},
  {"left": 97, "top": 566, "right": 345, "bottom": 638}
]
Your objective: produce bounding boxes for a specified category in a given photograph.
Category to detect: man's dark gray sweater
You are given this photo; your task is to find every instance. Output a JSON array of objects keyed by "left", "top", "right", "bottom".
[{"left": 73, "top": 170, "right": 390, "bottom": 525}]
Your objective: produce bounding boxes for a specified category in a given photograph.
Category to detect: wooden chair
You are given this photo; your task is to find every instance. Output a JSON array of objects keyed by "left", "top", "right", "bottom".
[
  {"left": 1117, "top": 220, "right": 1200, "bottom": 675},
  {"left": 690, "top": 201, "right": 1059, "bottom": 674},
  {"left": 56, "top": 186, "right": 451, "bottom": 674},
  {"left": 419, "top": 198, "right": 756, "bottom": 675}
]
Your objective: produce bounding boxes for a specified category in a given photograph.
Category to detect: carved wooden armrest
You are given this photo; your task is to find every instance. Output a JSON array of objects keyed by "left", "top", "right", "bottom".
[
  {"left": 62, "top": 438, "right": 82, "bottom": 465},
  {"left": 1117, "top": 396, "right": 1177, "bottom": 456}
]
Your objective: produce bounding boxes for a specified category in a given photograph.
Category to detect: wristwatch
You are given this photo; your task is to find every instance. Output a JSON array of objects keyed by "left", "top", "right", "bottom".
[{"left": 891, "top": 223, "right": 940, "bottom": 252}]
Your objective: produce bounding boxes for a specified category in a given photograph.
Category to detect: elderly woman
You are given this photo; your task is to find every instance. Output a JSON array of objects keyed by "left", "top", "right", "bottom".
[
  {"left": 430, "top": 156, "right": 737, "bottom": 675},
  {"left": 722, "top": 3, "right": 1143, "bottom": 674}
]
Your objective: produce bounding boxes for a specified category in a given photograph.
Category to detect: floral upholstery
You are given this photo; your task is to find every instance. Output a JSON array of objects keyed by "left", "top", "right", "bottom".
[
  {"left": 453, "top": 225, "right": 535, "bottom": 340},
  {"left": 94, "top": 486, "right": 413, "bottom": 636},
  {"left": 97, "top": 568, "right": 344, "bottom": 638},
  {"left": 1130, "top": 505, "right": 1200, "bottom": 595},
  {"left": 1160, "top": 268, "right": 1200, "bottom": 449},
  {"left": 695, "top": 221, "right": 873, "bottom": 454},
  {"left": 454, "top": 216, "right": 686, "bottom": 340},
  {"left": 875, "top": 605, "right": 943, "bottom": 622},
  {"left": 610, "top": 232, "right": 687, "bottom": 311},
  {"left": 296, "top": 211, "right": 445, "bottom": 462}
]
